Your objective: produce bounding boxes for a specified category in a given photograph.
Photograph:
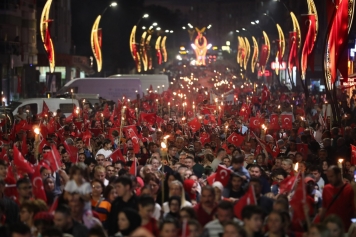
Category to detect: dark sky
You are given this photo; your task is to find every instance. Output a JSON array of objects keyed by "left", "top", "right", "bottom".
[{"left": 71, "top": 0, "right": 145, "bottom": 74}]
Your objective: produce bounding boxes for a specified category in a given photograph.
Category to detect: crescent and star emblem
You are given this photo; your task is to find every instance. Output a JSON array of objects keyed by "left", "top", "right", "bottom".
[{"left": 219, "top": 169, "right": 228, "bottom": 179}]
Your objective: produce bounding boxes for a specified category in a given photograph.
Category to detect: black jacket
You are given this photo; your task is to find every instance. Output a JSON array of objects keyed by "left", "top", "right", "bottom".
[{"left": 107, "top": 194, "right": 138, "bottom": 236}]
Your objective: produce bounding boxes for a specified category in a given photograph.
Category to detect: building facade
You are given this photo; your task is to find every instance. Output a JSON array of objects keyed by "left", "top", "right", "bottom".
[{"left": 0, "top": 0, "right": 38, "bottom": 101}]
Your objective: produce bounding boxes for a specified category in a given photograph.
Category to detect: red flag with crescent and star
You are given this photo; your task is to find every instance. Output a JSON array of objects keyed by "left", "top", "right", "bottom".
[
  {"left": 13, "top": 145, "right": 34, "bottom": 174},
  {"left": 215, "top": 165, "right": 232, "bottom": 186},
  {"left": 249, "top": 117, "right": 263, "bottom": 129},
  {"left": 200, "top": 132, "right": 211, "bottom": 145},
  {"left": 123, "top": 126, "right": 140, "bottom": 153},
  {"left": 288, "top": 31, "right": 299, "bottom": 73},
  {"left": 227, "top": 132, "right": 244, "bottom": 147},
  {"left": 188, "top": 118, "right": 201, "bottom": 133},
  {"left": 280, "top": 115, "right": 293, "bottom": 130},
  {"left": 31, "top": 165, "right": 47, "bottom": 202},
  {"left": 279, "top": 175, "right": 298, "bottom": 194}
]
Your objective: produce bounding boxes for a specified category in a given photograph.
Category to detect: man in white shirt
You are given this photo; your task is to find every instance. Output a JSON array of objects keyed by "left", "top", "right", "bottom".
[
  {"left": 310, "top": 166, "right": 325, "bottom": 193},
  {"left": 96, "top": 139, "right": 113, "bottom": 158}
]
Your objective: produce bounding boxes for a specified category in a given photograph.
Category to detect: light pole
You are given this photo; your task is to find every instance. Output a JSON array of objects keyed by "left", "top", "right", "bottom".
[
  {"left": 130, "top": 14, "right": 149, "bottom": 72},
  {"left": 90, "top": 2, "right": 117, "bottom": 72}
]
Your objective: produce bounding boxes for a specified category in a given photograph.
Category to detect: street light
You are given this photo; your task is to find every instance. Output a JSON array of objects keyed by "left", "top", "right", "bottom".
[
  {"left": 242, "top": 28, "right": 246, "bottom": 31},
  {"left": 156, "top": 27, "right": 161, "bottom": 31},
  {"left": 207, "top": 24, "right": 212, "bottom": 29},
  {"left": 165, "top": 30, "right": 169, "bottom": 33},
  {"left": 142, "top": 26, "right": 146, "bottom": 30},
  {"left": 182, "top": 26, "right": 186, "bottom": 29},
  {"left": 170, "top": 30, "right": 173, "bottom": 33},
  {"left": 255, "top": 20, "right": 259, "bottom": 24},
  {"left": 236, "top": 30, "right": 239, "bottom": 33},
  {"left": 90, "top": 1, "right": 118, "bottom": 72},
  {"left": 153, "top": 22, "right": 158, "bottom": 26},
  {"left": 272, "top": 0, "right": 290, "bottom": 14},
  {"left": 188, "top": 23, "right": 193, "bottom": 29},
  {"left": 135, "top": 14, "right": 149, "bottom": 26}
]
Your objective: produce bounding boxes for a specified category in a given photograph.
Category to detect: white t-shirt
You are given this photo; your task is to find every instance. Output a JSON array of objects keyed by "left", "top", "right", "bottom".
[
  {"left": 317, "top": 177, "right": 325, "bottom": 194},
  {"left": 64, "top": 180, "right": 92, "bottom": 195},
  {"left": 153, "top": 203, "right": 161, "bottom": 220},
  {"left": 96, "top": 149, "right": 112, "bottom": 158}
]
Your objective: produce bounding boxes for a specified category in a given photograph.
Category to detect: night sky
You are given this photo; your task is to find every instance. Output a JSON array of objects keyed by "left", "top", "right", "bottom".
[{"left": 71, "top": 0, "right": 146, "bottom": 75}]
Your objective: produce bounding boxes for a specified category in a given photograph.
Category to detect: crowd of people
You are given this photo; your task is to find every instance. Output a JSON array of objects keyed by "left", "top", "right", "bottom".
[{"left": 0, "top": 66, "right": 356, "bottom": 237}]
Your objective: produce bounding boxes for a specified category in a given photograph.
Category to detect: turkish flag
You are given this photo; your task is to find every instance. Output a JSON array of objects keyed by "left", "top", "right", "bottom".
[
  {"left": 38, "top": 101, "right": 50, "bottom": 119},
  {"left": 196, "top": 94, "right": 205, "bottom": 103},
  {"left": 49, "top": 144, "right": 63, "bottom": 171},
  {"left": 259, "top": 44, "right": 268, "bottom": 70},
  {"left": 123, "top": 126, "right": 140, "bottom": 153},
  {"left": 32, "top": 165, "right": 47, "bottom": 202},
  {"left": 261, "top": 85, "right": 270, "bottom": 104},
  {"left": 227, "top": 132, "right": 244, "bottom": 147},
  {"left": 13, "top": 145, "right": 34, "bottom": 174},
  {"left": 351, "top": 145, "right": 356, "bottom": 165},
  {"left": 110, "top": 148, "right": 125, "bottom": 162},
  {"left": 206, "top": 173, "right": 216, "bottom": 185},
  {"left": 239, "top": 103, "right": 251, "bottom": 121},
  {"left": 38, "top": 138, "right": 49, "bottom": 153},
  {"left": 63, "top": 141, "right": 78, "bottom": 164},
  {"left": 279, "top": 175, "right": 297, "bottom": 194},
  {"left": 142, "top": 102, "right": 151, "bottom": 112},
  {"left": 123, "top": 126, "right": 138, "bottom": 139},
  {"left": 15, "top": 120, "right": 33, "bottom": 133},
  {"left": 280, "top": 115, "right": 293, "bottom": 130},
  {"left": 300, "top": 14, "right": 317, "bottom": 77},
  {"left": 89, "top": 128, "right": 101, "bottom": 137},
  {"left": 249, "top": 117, "right": 263, "bottom": 129},
  {"left": 102, "top": 104, "right": 111, "bottom": 119},
  {"left": 328, "top": 0, "right": 349, "bottom": 83},
  {"left": 140, "top": 113, "right": 157, "bottom": 125},
  {"left": 215, "top": 165, "right": 232, "bottom": 186},
  {"left": 44, "top": 21, "right": 54, "bottom": 66},
  {"left": 162, "top": 90, "right": 172, "bottom": 102},
  {"left": 47, "top": 118, "right": 56, "bottom": 134},
  {"left": 126, "top": 108, "right": 136, "bottom": 120},
  {"left": 296, "top": 143, "right": 308, "bottom": 158},
  {"left": 200, "top": 132, "right": 210, "bottom": 145},
  {"left": 269, "top": 114, "right": 280, "bottom": 130},
  {"left": 188, "top": 118, "right": 201, "bottom": 133},
  {"left": 290, "top": 177, "right": 307, "bottom": 222},
  {"left": 288, "top": 31, "right": 299, "bottom": 72},
  {"left": 156, "top": 116, "right": 165, "bottom": 128},
  {"left": 82, "top": 130, "right": 92, "bottom": 147},
  {"left": 234, "top": 186, "right": 257, "bottom": 219}
]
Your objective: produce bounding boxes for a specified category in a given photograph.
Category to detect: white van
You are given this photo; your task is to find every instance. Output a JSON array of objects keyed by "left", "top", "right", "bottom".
[
  {"left": 10, "top": 98, "right": 79, "bottom": 117},
  {"left": 57, "top": 74, "right": 169, "bottom": 102}
]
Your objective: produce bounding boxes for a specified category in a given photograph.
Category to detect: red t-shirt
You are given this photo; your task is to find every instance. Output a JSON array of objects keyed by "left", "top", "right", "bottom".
[
  {"left": 322, "top": 183, "right": 355, "bottom": 231},
  {"left": 194, "top": 203, "right": 217, "bottom": 226},
  {"left": 142, "top": 218, "right": 159, "bottom": 237}
]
